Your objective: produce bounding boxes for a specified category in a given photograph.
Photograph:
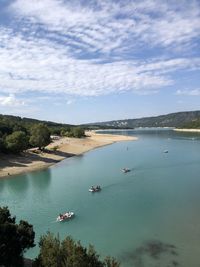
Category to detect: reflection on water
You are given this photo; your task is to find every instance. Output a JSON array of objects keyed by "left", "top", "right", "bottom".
[
  {"left": 121, "top": 240, "right": 179, "bottom": 267},
  {"left": 29, "top": 169, "right": 51, "bottom": 190},
  {"left": 4, "top": 174, "right": 29, "bottom": 195},
  {"left": 0, "top": 178, "right": 4, "bottom": 192},
  {"left": 0, "top": 169, "right": 52, "bottom": 195}
]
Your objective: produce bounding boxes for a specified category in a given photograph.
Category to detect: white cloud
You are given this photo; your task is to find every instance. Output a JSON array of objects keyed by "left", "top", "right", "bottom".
[
  {"left": 139, "top": 58, "right": 200, "bottom": 74},
  {"left": 0, "top": 27, "right": 177, "bottom": 96},
  {"left": 10, "top": 0, "right": 200, "bottom": 54},
  {"left": 176, "top": 89, "right": 200, "bottom": 96},
  {"left": 0, "top": 94, "right": 25, "bottom": 106},
  {"left": 0, "top": 0, "right": 199, "bottom": 99}
]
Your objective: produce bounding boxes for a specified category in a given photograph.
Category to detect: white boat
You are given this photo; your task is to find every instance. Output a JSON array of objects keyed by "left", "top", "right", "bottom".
[
  {"left": 89, "top": 186, "right": 101, "bottom": 192},
  {"left": 56, "top": 211, "right": 74, "bottom": 222},
  {"left": 122, "top": 168, "right": 131, "bottom": 173}
]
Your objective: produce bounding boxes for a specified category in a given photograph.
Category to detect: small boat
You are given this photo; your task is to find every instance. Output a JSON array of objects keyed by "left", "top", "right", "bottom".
[
  {"left": 89, "top": 186, "right": 101, "bottom": 192},
  {"left": 163, "top": 150, "right": 168, "bottom": 153},
  {"left": 56, "top": 211, "right": 74, "bottom": 222},
  {"left": 122, "top": 168, "right": 131, "bottom": 173}
]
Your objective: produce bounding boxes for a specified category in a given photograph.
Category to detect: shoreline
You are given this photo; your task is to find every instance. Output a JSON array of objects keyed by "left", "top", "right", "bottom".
[
  {"left": 174, "top": 128, "right": 200, "bottom": 133},
  {"left": 0, "top": 131, "right": 137, "bottom": 179}
]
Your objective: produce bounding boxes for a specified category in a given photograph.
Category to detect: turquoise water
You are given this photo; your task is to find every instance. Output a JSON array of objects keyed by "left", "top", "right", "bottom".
[{"left": 1, "top": 129, "right": 200, "bottom": 266}]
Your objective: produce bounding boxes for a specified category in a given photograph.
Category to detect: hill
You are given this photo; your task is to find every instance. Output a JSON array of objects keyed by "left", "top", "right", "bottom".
[
  {"left": 0, "top": 114, "right": 85, "bottom": 154},
  {"left": 83, "top": 111, "right": 200, "bottom": 129},
  {"left": 0, "top": 114, "right": 74, "bottom": 135},
  {"left": 1, "top": 111, "right": 200, "bottom": 132}
]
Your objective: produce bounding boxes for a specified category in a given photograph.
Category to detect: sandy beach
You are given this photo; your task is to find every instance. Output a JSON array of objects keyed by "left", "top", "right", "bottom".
[
  {"left": 174, "top": 128, "right": 200, "bottom": 133},
  {"left": 0, "top": 131, "right": 136, "bottom": 179}
]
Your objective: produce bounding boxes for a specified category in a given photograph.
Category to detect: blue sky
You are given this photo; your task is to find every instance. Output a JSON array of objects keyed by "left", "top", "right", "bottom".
[{"left": 0, "top": 0, "right": 200, "bottom": 124}]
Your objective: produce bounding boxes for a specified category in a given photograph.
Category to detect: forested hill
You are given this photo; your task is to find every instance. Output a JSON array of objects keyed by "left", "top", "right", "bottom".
[
  {"left": 84, "top": 111, "right": 200, "bottom": 129},
  {"left": 0, "top": 114, "right": 84, "bottom": 154},
  {"left": 0, "top": 114, "right": 74, "bottom": 134}
]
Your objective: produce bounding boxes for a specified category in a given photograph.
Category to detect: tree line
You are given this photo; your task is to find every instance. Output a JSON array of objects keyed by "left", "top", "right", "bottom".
[
  {"left": 0, "top": 207, "right": 120, "bottom": 267},
  {"left": 180, "top": 119, "right": 200, "bottom": 129},
  {"left": 0, "top": 115, "right": 85, "bottom": 154}
]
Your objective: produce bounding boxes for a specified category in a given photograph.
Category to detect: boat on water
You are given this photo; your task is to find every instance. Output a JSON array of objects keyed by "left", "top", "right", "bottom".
[
  {"left": 57, "top": 211, "right": 74, "bottom": 222},
  {"left": 89, "top": 185, "right": 101, "bottom": 192},
  {"left": 122, "top": 168, "right": 131, "bottom": 173},
  {"left": 163, "top": 150, "right": 168, "bottom": 153}
]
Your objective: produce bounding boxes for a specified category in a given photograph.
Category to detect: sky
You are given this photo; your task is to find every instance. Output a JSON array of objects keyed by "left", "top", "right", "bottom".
[{"left": 0, "top": 0, "right": 200, "bottom": 124}]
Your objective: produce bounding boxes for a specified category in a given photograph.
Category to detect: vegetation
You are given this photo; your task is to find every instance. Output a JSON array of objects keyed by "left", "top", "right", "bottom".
[
  {"left": 29, "top": 124, "right": 51, "bottom": 150},
  {"left": 0, "top": 206, "right": 35, "bottom": 267},
  {"left": 62, "top": 126, "right": 85, "bottom": 138},
  {"left": 5, "top": 131, "right": 29, "bottom": 153},
  {"left": 0, "top": 114, "right": 85, "bottom": 154},
  {"left": 0, "top": 207, "right": 120, "bottom": 267},
  {"left": 34, "top": 232, "right": 119, "bottom": 267},
  {"left": 83, "top": 111, "right": 200, "bottom": 129},
  {"left": 180, "top": 118, "right": 200, "bottom": 129},
  {"left": 0, "top": 114, "right": 73, "bottom": 134}
]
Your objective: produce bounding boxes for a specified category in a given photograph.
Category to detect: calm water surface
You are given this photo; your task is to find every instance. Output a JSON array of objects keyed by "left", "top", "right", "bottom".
[{"left": 1, "top": 129, "right": 200, "bottom": 267}]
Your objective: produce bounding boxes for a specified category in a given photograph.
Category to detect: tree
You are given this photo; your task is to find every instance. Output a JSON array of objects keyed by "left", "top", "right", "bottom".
[
  {"left": 0, "top": 121, "right": 12, "bottom": 136},
  {"left": 13, "top": 124, "right": 27, "bottom": 134},
  {"left": 0, "top": 207, "right": 35, "bottom": 267},
  {"left": 72, "top": 127, "right": 85, "bottom": 138},
  {"left": 35, "top": 232, "right": 120, "bottom": 267},
  {"left": 60, "top": 128, "right": 67, "bottom": 137},
  {"left": 103, "top": 256, "right": 120, "bottom": 267},
  {"left": 5, "top": 131, "right": 29, "bottom": 153},
  {"left": 0, "top": 137, "right": 6, "bottom": 153},
  {"left": 36, "top": 232, "right": 63, "bottom": 267},
  {"left": 30, "top": 124, "right": 51, "bottom": 150}
]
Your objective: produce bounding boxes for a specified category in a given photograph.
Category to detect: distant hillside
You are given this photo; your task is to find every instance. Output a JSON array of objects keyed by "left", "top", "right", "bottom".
[
  {"left": 84, "top": 111, "right": 200, "bottom": 129},
  {"left": 180, "top": 118, "right": 200, "bottom": 129}
]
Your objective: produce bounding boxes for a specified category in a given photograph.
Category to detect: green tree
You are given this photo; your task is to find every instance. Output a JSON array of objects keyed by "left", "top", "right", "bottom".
[
  {"left": 36, "top": 233, "right": 63, "bottom": 267},
  {"left": 0, "top": 137, "right": 6, "bottom": 153},
  {"left": 69, "top": 127, "right": 85, "bottom": 138},
  {"left": 71, "top": 127, "right": 85, "bottom": 138},
  {"left": 13, "top": 124, "right": 27, "bottom": 134},
  {"left": 60, "top": 128, "right": 67, "bottom": 137},
  {"left": 104, "top": 256, "right": 120, "bottom": 267},
  {"left": 0, "top": 121, "right": 12, "bottom": 136},
  {"left": 0, "top": 207, "right": 35, "bottom": 267},
  {"left": 35, "top": 232, "right": 120, "bottom": 267},
  {"left": 5, "top": 131, "right": 29, "bottom": 153},
  {"left": 30, "top": 124, "right": 51, "bottom": 150}
]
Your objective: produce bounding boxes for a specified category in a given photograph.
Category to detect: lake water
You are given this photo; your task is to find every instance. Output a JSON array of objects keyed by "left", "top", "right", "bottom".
[{"left": 1, "top": 129, "right": 200, "bottom": 267}]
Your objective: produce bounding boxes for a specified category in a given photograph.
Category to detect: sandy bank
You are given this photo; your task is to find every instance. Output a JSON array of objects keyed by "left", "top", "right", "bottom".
[
  {"left": 0, "top": 131, "right": 137, "bottom": 179},
  {"left": 174, "top": 128, "right": 200, "bottom": 133}
]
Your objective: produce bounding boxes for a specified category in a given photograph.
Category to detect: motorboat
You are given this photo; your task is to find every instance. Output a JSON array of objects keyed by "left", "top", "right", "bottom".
[
  {"left": 163, "top": 150, "right": 168, "bottom": 153},
  {"left": 56, "top": 211, "right": 74, "bottom": 222},
  {"left": 122, "top": 168, "right": 131, "bottom": 173},
  {"left": 89, "top": 186, "right": 101, "bottom": 192}
]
